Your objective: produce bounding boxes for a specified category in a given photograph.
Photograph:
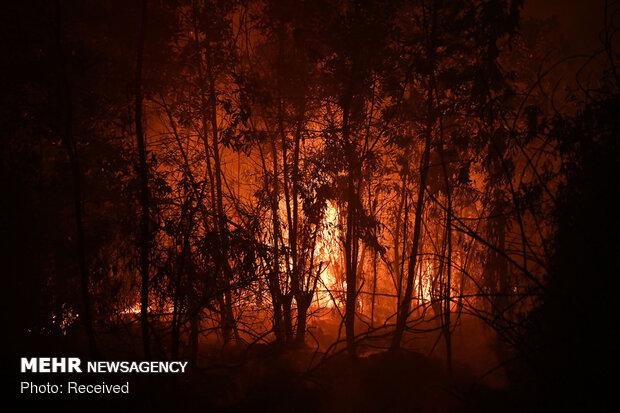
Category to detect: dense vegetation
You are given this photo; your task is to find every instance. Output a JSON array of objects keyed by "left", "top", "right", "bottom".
[{"left": 2, "top": 0, "right": 618, "bottom": 410}]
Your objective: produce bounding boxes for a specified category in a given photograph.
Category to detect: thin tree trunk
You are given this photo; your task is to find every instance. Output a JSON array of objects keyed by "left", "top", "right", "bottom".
[
  {"left": 391, "top": 0, "right": 438, "bottom": 353},
  {"left": 369, "top": 177, "right": 378, "bottom": 329},
  {"left": 391, "top": 121, "right": 432, "bottom": 351},
  {"left": 206, "top": 61, "right": 237, "bottom": 342},
  {"left": 54, "top": 0, "right": 98, "bottom": 357},
  {"left": 371, "top": 249, "right": 377, "bottom": 329},
  {"left": 435, "top": 76, "right": 453, "bottom": 374},
  {"left": 342, "top": 119, "right": 358, "bottom": 356},
  {"left": 268, "top": 135, "right": 286, "bottom": 345},
  {"left": 135, "top": 0, "right": 151, "bottom": 360},
  {"left": 191, "top": 6, "right": 237, "bottom": 343},
  {"left": 203, "top": 46, "right": 238, "bottom": 342},
  {"left": 393, "top": 176, "right": 407, "bottom": 302},
  {"left": 345, "top": 163, "right": 359, "bottom": 357}
]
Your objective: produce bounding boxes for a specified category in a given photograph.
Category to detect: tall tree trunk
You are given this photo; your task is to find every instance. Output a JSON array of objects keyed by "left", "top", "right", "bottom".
[
  {"left": 436, "top": 78, "right": 453, "bottom": 374},
  {"left": 54, "top": 0, "right": 98, "bottom": 357},
  {"left": 289, "top": 122, "right": 308, "bottom": 345},
  {"left": 268, "top": 135, "right": 286, "bottom": 345},
  {"left": 201, "top": 40, "right": 239, "bottom": 343},
  {"left": 135, "top": 0, "right": 151, "bottom": 360},
  {"left": 344, "top": 160, "right": 359, "bottom": 357},
  {"left": 391, "top": 0, "right": 438, "bottom": 353},
  {"left": 369, "top": 178, "right": 378, "bottom": 329},
  {"left": 391, "top": 122, "right": 432, "bottom": 351},
  {"left": 191, "top": 6, "right": 237, "bottom": 343},
  {"left": 340, "top": 89, "right": 361, "bottom": 357},
  {"left": 206, "top": 59, "right": 237, "bottom": 342},
  {"left": 190, "top": 11, "right": 229, "bottom": 345},
  {"left": 393, "top": 176, "right": 407, "bottom": 304},
  {"left": 371, "top": 249, "right": 377, "bottom": 329},
  {"left": 276, "top": 22, "right": 308, "bottom": 347}
]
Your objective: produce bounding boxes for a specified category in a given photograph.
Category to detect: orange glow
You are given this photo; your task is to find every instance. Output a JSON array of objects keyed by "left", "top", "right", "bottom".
[{"left": 313, "top": 201, "right": 342, "bottom": 309}]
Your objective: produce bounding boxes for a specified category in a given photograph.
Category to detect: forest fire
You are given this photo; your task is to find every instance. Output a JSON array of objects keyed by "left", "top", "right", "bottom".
[
  {"left": 3, "top": 0, "right": 618, "bottom": 410},
  {"left": 313, "top": 202, "right": 342, "bottom": 309}
]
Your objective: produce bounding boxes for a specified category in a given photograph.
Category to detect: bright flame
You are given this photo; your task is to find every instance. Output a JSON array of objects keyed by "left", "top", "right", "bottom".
[{"left": 313, "top": 201, "right": 342, "bottom": 309}]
